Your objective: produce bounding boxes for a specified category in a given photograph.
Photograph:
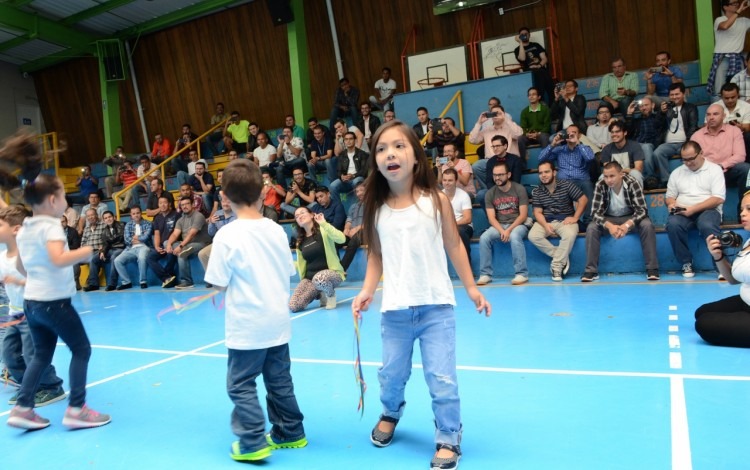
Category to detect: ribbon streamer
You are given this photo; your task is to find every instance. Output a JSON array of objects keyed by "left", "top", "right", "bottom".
[
  {"left": 0, "top": 313, "right": 24, "bottom": 329},
  {"left": 353, "top": 314, "right": 367, "bottom": 417},
  {"left": 157, "top": 290, "right": 223, "bottom": 320}
]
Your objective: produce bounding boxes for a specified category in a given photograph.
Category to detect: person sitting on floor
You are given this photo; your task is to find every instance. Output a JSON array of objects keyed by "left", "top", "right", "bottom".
[{"left": 289, "top": 208, "right": 346, "bottom": 312}]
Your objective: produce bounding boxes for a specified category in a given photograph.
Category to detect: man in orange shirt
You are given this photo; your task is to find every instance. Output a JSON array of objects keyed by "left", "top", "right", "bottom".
[{"left": 151, "top": 133, "right": 172, "bottom": 164}]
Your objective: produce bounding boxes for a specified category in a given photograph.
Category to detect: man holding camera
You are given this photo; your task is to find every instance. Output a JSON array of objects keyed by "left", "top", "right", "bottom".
[
  {"left": 645, "top": 51, "right": 684, "bottom": 102},
  {"left": 469, "top": 105, "right": 523, "bottom": 190},
  {"left": 514, "top": 26, "right": 554, "bottom": 105},
  {"left": 649, "top": 83, "right": 699, "bottom": 187},
  {"left": 281, "top": 169, "right": 316, "bottom": 218},
  {"left": 538, "top": 124, "right": 596, "bottom": 224},
  {"left": 223, "top": 111, "right": 250, "bottom": 154},
  {"left": 436, "top": 143, "right": 475, "bottom": 198},
  {"left": 583, "top": 161, "right": 658, "bottom": 282},
  {"left": 665, "top": 141, "right": 726, "bottom": 278},
  {"left": 427, "top": 117, "right": 464, "bottom": 157},
  {"left": 625, "top": 97, "right": 665, "bottom": 181}
]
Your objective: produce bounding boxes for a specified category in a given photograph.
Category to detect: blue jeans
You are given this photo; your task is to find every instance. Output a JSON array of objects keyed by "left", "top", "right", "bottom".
[
  {"left": 227, "top": 344, "right": 305, "bottom": 454},
  {"left": 479, "top": 224, "right": 529, "bottom": 277},
  {"left": 17, "top": 299, "right": 91, "bottom": 408},
  {"left": 379, "top": 305, "right": 462, "bottom": 446},
  {"left": 173, "top": 241, "right": 206, "bottom": 284},
  {"left": 88, "top": 248, "right": 123, "bottom": 287},
  {"left": 2, "top": 318, "right": 63, "bottom": 390},
  {"left": 472, "top": 159, "right": 488, "bottom": 190},
  {"left": 650, "top": 142, "right": 682, "bottom": 184},
  {"left": 666, "top": 209, "right": 721, "bottom": 264},
  {"left": 330, "top": 176, "right": 365, "bottom": 203},
  {"left": 114, "top": 244, "right": 151, "bottom": 284},
  {"left": 307, "top": 159, "right": 338, "bottom": 184}
]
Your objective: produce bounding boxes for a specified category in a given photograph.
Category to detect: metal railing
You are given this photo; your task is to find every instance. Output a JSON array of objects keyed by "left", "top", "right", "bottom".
[{"left": 112, "top": 118, "right": 229, "bottom": 218}]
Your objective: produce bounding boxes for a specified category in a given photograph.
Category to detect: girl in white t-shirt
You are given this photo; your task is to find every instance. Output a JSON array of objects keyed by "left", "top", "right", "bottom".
[
  {"left": 7, "top": 169, "right": 110, "bottom": 430},
  {"left": 352, "top": 120, "right": 491, "bottom": 470}
]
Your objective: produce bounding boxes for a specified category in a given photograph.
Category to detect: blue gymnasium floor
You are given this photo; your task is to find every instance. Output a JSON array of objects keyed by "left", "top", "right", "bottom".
[{"left": 1, "top": 274, "right": 749, "bottom": 470}]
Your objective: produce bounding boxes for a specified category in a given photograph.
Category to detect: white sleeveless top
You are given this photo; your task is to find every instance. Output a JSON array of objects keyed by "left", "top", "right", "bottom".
[{"left": 376, "top": 194, "right": 456, "bottom": 312}]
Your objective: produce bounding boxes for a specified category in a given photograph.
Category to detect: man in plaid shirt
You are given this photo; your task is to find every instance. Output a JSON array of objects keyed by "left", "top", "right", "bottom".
[{"left": 582, "top": 161, "right": 659, "bottom": 282}]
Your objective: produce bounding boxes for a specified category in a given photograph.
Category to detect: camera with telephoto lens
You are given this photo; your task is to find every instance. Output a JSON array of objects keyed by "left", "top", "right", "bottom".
[
  {"left": 430, "top": 118, "right": 443, "bottom": 132},
  {"left": 520, "top": 34, "right": 529, "bottom": 42},
  {"left": 719, "top": 231, "right": 743, "bottom": 249}
]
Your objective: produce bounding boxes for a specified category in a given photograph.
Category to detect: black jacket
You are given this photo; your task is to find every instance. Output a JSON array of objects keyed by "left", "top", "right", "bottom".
[
  {"left": 336, "top": 148, "right": 369, "bottom": 179},
  {"left": 101, "top": 221, "right": 125, "bottom": 256},
  {"left": 658, "top": 102, "right": 699, "bottom": 142},
  {"left": 550, "top": 94, "right": 588, "bottom": 134}
]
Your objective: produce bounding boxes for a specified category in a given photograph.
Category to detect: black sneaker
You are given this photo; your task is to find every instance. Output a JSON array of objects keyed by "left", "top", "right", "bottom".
[
  {"left": 162, "top": 276, "right": 177, "bottom": 288},
  {"left": 140, "top": 282, "right": 148, "bottom": 289},
  {"left": 175, "top": 282, "right": 194, "bottom": 290},
  {"left": 647, "top": 270, "right": 660, "bottom": 281},
  {"left": 581, "top": 272, "right": 599, "bottom": 282},
  {"left": 430, "top": 443, "right": 462, "bottom": 470},
  {"left": 370, "top": 415, "right": 399, "bottom": 447},
  {"left": 682, "top": 263, "right": 695, "bottom": 278},
  {"left": 178, "top": 246, "right": 193, "bottom": 258},
  {"left": 105, "top": 285, "right": 116, "bottom": 292},
  {"left": 8, "top": 387, "right": 66, "bottom": 407},
  {"left": 116, "top": 283, "right": 132, "bottom": 291},
  {"left": 83, "top": 285, "right": 99, "bottom": 292},
  {"left": 205, "top": 283, "right": 213, "bottom": 288}
]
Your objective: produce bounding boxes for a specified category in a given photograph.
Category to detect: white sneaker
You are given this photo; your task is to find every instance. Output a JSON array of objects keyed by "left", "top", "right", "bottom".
[
  {"left": 511, "top": 275, "right": 528, "bottom": 285},
  {"left": 477, "top": 275, "right": 492, "bottom": 285},
  {"left": 325, "top": 293, "right": 337, "bottom": 310}
]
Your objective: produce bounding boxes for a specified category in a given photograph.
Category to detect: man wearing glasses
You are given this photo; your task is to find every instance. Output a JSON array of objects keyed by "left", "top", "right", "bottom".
[
  {"left": 649, "top": 83, "right": 698, "bottom": 188},
  {"left": 665, "top": 141, "right": 726, "bottom": 278},
  {"left": 477, "top": 162, "right": 530, "bottom": 286},
  {"left": 476, "top": 135, "right": 524, "bottom": 208}
]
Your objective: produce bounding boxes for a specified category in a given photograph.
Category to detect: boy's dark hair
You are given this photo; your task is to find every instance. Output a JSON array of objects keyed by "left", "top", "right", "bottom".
[
  {"left": 669, "top": 82, "right": 686, "bottom": 93},
  {"left": 603, "top": 161, "right": 624, "bottom": 172},
  {"left": 24, "top": 173, "right": 63, "bottom": 207},
  {"left": 102, "top": 210, "right": 114, "bottom": 218},
  {"left": 315, "top": 186, "right": 329, "bottom": 194},
  {"left": 222, "top": 159, "right": 262, "bottom": 207},
  {"left": 0, "top": 204, "right": 31, "bottom": 227}
]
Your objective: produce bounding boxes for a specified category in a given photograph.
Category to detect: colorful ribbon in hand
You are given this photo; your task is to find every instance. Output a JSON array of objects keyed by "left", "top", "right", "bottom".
[
  {"left": 353, "top": 314, "right": 367, "bottom": 417},
  {"left": 157, "top": 290, "right": 223, "bottom": 320}
]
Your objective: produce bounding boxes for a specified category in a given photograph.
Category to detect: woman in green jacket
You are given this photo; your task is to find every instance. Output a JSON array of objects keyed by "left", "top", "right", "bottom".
[{"left": 289, "top": 207, "right": 346, "bottom": 311}]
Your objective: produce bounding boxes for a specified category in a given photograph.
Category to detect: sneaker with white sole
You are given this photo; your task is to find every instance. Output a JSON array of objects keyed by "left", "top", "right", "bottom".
[
  {"left": 477, "top": 275, "right": 491, "bottom": 285},
  {"left": 7, "top": 406, "right": 50, "bottom": 430},
  {"left": 62, "top": 404, "right": 111, "bottom": 429},
  {"left": 511, "top": 275, "right": 528, "bottom": 285},
  {"left": 580, "top": 272, "right": 599, "bottom": 282},
  {"left": 647, "top": 269, "right": 660, "bottom": 281},
  {"left": 682, "top": 263, "right": 695, "bottom": 278},
  {"left": 9, "top": 387, "right": 66, "bottom": 407},
  {"left": 551, "top": 269, "right": 563, "bottom": 282},
  {"left": 177, "top": 246, "right": 193, "bottom": 258},
  {"left": 325, "top": 293, "right": 337, "bottom": 310},
  {"left": 718, "top": 273, "right": 726, "bottom": 281}
]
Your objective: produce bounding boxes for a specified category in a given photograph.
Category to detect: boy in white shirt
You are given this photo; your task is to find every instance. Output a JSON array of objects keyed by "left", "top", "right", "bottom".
[{"left": 204, "top": 159, "right": 307, "bottom": 462}]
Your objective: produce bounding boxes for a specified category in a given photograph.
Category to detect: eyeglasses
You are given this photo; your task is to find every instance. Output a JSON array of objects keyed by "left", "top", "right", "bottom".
[
  {"left": 491, "top": 144, "right": 506, "bottom": 149},
  {"left": 492, "top": 173, "right": 508, "bottom": 178},
  {"left": 681, "top": 154, "right": 699, "bottom": 163}
]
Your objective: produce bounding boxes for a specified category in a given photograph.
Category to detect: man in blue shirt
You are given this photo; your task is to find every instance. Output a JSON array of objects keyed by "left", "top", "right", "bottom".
[
  {"left": 646, "top": 51, "right": 684, "bottom": 102},
  {"left": 311, "top": 186, "right": 346, "bottom": 231},
  {"left": 538, "top": 125, "right": 596, "bottom": 224}
]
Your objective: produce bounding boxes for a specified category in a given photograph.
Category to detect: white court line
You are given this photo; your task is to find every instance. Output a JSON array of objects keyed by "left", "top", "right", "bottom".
[
  {"left": 669, "top": 335, "right": 681, "bottom": 349},
  {"left": 79, "top": 310, "right": 91, "bottom": 314},
  {"left": 669, "top": 306, "right": 678, "bottom": 311},
  {"left": 671, "top": 376, "right": 693, "bottom": 470},
  {"left": 103, "top": 305, "right": 117, "bottom": 309},
  {"left": 669, "top": 314, "right": 679, "bottom": 321},
  {"left": 290, "top": 295, "right": 357, "bottom": 320},
  {"left": 670, "top": 352, "right": 683, "bottom": 369},
  {"left": 669, "top": 325, "right": 679, "bottom": 332}
]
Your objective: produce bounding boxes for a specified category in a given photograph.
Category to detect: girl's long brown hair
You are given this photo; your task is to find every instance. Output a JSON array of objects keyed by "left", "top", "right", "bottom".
[
  {"left": 294, "top": 206, "right": 320, "bottom": 249},
  {"left": 361, "top": 120, "right": 442, "bottom": 258}
]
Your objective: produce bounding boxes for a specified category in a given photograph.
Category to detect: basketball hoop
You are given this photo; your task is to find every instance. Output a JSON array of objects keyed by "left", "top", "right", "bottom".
[
  {"left": 495, "top": 65, "right": 522, "bottom": 76},
  {"left": 417, "top": 77, "right": 446, "bottom": 89}
]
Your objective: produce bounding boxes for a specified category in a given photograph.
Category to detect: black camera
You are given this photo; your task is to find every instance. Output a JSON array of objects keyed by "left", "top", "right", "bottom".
[
  {"left": 430, "top": 118, "right": 443, "bottom": 130},
  {"left": 519, "top": 34, "right": 529, "bottom": 42},
  {"left": 665, "top": 101, "right": 675, "bottom": 108},
  {"left": 558, "top": 131, "right": 570, "bottom": 140},
  {"left": 669, "top": 206, "right": 685, "bottom": 215},
  {"left": 484, "top": 111, "right": 498, "bottom": 118},
  {"left": 719, "top": 231, "right": 743, "bottom": 248}
]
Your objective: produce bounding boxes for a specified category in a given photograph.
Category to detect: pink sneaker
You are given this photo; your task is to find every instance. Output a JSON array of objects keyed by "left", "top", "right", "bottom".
[
  {"left": 7, "top": 406, "right": 50, "bottom": 430},
  {"left": 62, "top": 404, "right": 111, "bottom": 429}
]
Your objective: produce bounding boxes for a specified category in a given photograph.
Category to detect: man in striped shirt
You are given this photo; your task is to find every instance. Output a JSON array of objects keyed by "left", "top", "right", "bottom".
[{"left": 529, "top": 161, "right": 588, "bottom": 281}]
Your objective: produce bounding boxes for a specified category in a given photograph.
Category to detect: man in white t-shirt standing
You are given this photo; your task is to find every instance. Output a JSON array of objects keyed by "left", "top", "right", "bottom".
[
  {"left": 369, "top": 67, "right": 397, "bottom": 111},
  {"left": 253, "top": 132, "right": 276, "bottom": 170},
  {"left": 441, "top": 168, "right": 473, "bottom": 260},
  {"left": 708, "top": 0, "right": 750, "bottom": 97}
]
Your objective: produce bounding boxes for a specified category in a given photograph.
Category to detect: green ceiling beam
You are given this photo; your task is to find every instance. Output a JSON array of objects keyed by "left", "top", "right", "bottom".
[
  {"left": 0, "top": 4, "right": 98, "bottom": 50},
  {"left": 115, "top": 0, "right": 244, "bottom": 38},
  {"left": 5, "top": 0, "right": 35, "bottom": 7},
  {"left": 0, "top": 35, "right": 31, "bottom": 54},
  {"left": 62, "top": 0, "right": 136, "bottom": 26},
  {"left": 20, "top": 47, "right": 96, "bottom": 73}
]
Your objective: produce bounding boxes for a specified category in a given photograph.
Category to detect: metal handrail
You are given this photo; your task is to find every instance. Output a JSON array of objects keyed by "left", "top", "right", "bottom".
[{"left": 112, "top": 117, "right": 229, "bottom": 218}]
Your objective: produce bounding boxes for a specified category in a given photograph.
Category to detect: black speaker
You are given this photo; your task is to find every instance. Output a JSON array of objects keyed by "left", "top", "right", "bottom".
[
  {"left": 266, "top": 0, "right": 293, "bottom": 26},
  {"left": 103, "top": 55, "right": 125, "bottom": 81}
]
